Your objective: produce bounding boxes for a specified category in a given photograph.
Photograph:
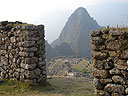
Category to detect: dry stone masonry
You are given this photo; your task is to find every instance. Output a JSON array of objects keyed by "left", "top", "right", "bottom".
[
  {"left": 91, "top": 27, "right": 128, "bottom": 96},
  {"left": 0, "top": 21, "right": 46, "bottom": 83}
]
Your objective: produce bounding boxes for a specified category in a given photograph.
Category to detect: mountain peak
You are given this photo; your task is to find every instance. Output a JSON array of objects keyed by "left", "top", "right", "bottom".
[
  {"left": 74, "top": 7, "right": 89, "bottom": 17},
  {"left": 76, "top": 7, "right": 87, "bottom": 11},
  {"left": 51, "top": 7, "right": 101, "bottom": 58}
]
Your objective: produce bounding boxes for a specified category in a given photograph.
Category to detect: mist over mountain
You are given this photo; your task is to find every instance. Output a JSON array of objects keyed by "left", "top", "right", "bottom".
[{"left": 51, "top": 7, "right": 101, "bottom": 58}]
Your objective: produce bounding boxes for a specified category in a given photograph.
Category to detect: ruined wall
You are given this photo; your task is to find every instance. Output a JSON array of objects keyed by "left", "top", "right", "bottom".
[
  {"left": 91, "top": 27, "right": 128, "bottom": 96},
  {"left": 0, "top": 21, "right": 46, "bottom": 83}
]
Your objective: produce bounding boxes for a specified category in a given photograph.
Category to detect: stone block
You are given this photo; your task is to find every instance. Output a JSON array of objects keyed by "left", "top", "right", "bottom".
[
  {"left": 25, "top": 57, "right": 38, "bottom": 64},
  {"left": 112, "top": 75, "right": 126, "bottom": 85},
  {"left": 91, "top": 37, "right": 104, "bottom": 45},
  {"left": 104, "top": 84, "right": 125, "bottom": 94},
  {"left": 93, "top": 69, "right": 108, "bottom": 78},
  {"left": 91, "top": 44, "right": 106, "bottom": 51},
  {"left": 93, "top": 78, "right": 104, "bottom": 90},
  {"left": 91, "top": 30, "right": 102, "bottom": 37},
  {"left": 92, "top": 59, "right": 105, "bottom": 70},
  {"left": 92, "top": 51, "right": 108, "bottom": 60},
  {"left": 94, "top": 90, "right": 110, "bottom": 96},
  {"left": 109, "top": 68, "right": 121, "bottom": 75},
  {"left": 100, "top": 78, "right": 112, "bottom": 84},
  {"left": 106, "top": 40, "right": 122, "bottom": 51}
]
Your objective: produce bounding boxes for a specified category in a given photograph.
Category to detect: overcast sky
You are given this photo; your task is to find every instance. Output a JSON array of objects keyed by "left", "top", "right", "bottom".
[{"left": 0, "top": 0, "right": 128, "bottom": 43}]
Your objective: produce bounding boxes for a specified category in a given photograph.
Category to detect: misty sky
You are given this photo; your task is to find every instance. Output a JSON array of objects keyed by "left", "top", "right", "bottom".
[{"left": 0, "top": 0, "right": 128, "bottom": 43}]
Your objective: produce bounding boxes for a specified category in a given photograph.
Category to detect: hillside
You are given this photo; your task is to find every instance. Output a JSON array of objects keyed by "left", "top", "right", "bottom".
[
  {"left": 45, "top": 41, "right": 75, "bottom": 59},
  {"left": 0, "top": 77, "right": 93, "bottom": 96},
  {"left": 47, "top": 57, "right": 93, "bottom": 79},
  {"left": 51, "top": 7, "right": 101, "bottom": 58}
]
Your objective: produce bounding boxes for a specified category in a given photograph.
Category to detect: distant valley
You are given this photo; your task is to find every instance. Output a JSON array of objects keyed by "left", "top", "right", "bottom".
[{"left": 46, "top": 57, "right": 93, "bottom": 79}]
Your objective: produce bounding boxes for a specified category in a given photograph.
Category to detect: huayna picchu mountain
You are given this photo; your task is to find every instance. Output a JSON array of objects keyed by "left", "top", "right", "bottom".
[{"left": 51, "top": 7, "right": 101, "bottom": 58}]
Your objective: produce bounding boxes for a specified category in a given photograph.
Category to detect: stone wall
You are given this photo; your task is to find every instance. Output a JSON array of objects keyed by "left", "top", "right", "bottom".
[
  {"left": 0, "top": 21, "right": 46, "bottom": 83},
  {"left": 91, "top": 27, "right": 128, "bottom": 96}
]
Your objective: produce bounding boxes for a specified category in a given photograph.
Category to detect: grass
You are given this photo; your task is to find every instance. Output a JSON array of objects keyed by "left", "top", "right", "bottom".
[{"left": 0, "top": 77, "right": 94, "bottom": 96}]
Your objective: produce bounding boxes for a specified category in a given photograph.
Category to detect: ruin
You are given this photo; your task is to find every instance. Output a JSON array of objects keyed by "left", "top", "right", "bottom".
[
  {"left": 0, "top": 21, "right": 46, "bottom": 83},
  {"left": 91, "top": 27, "right": 128, "bottom": 95}
]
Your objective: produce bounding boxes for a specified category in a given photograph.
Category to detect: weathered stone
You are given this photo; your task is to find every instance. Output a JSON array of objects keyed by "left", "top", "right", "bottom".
[
  {"left": 109, "top": 30, "right": 122, "bottom": 36},
  {"left": 109, "top": 68, "right": 121, "bottom": 75},
  {"left": 102, "top": 34, "right": 109, "bottom": 39},
  {"left": 25, "top": 57, "right": 38, "bottom": 64},
  {"left": 121, "top": 70, "right": 128, "bottom": 79},
  {"left": 93, "top": 69, "right": 108, "bottom": 78},
  {"left": 106, "top": 40, "right": 122, "bottom": 51},
  {"left": 103, "top": 29, "right": 110, "bottom": 34},
  {"left": 120, "top": 49, "right": 128, "bottom": 59},
  {"left": 38, "top": 62, "right": 46, "bottom": 69},
  {"left": 8, "top": 46, "right": 12, "bottom": 50},
  {"left": 92, "top": 29, "right": 128, "bottom": 95},
  {"left": 23, "top": 41, "right": 35, "bottom": 47},
  {"left": 24, "top": 70, "right": 36, "bottom": 79},
  {"left": 37, "top": 39, "right": 44, "bottom": 45},
  {"left": 91, "top": 37, "right": 104, "bottom": 45},
  {"left": 104, "top": 84, "right": 125, "bottom": 94},
  {"left": 23, "top": 47, "right": 38, "bottom": 52},
  {"left": 92, "top": 51, "right": 108, "bottom": 60},
  {"left": 25, "top": 64, "right": 37, "bottom": 70},
  {"left": 94, "top": 90, "right": 110, "bottom": 96},
  {"left": 37, "top": 75, "right": 46, "bottom": 83},
  {"left": 92, "top": 59, "right": 105, "bottom": 70},
  {"left": 125, "top": 88, "right": 128, "bottom": 94},
  {"left": 112, "top": 75, "right": 126, "bottom": 84},
  {"left": 115, "top": 60, "right": 128, "bottom": 70},
  {"left": 0, "top": 21, "right": 46, "bottom": 84},
  {"left": 20, "top": 63, "right": 26, "bottom": 68},
  {"left": 0, "top": 50, "right": 6, "bottom": 55},
  {"left": 91, "top": 44, "right": 106, "bottom": 51},
  {"left": 109, "top": 51, "right": 117, "bottom": 57},
  {"left": 19, "top": 51, "right": 34, "bottom": 57},
  {"left": 34, "top": 68, "right": 41, "bottom": 76},
  {"left": 104, "top": 59, "right": 114, "bottom": 70},
  {"left": 0, "top": 56, "right": 8, "bottom": 66},
  {"left": 25, "top": 36, "right": 40, "bottom": 41},
  {"left": 91, "top": 30, "right": 102, "bottom": 37},
  {"left": 100, "top": 78, "right": 112, "bottom": 84},
  {"left": 10, "top": 37, "right": 16, "bottom": 43},
  {"left": 111, "top": 93, "right": 124, "bottom": 96},
  {"left": 93, "top": 78, "right": 103, "bottom": 90}
]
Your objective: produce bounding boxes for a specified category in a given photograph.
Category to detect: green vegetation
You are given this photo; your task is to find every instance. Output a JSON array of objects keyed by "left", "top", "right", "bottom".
[{"left": 0, "top": 77, "right": 94, "bottom": 96}]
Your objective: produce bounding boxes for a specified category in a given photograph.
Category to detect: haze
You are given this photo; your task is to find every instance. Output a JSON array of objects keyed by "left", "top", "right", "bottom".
[{"left": 0, "top": 0, "right": 128, "bottom": 43}]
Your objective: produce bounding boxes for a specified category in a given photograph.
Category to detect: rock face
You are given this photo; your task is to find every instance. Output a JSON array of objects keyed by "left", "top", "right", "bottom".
[
  {"left": 51, "top": 7, "right": 101, "bottom": 58},
  {"left": 91, "top": 27, "right": 128, "bottom": 95},
  {"left": 46, "top": 41, "right": 75, "bottom": 59},
  {"left": 0, "top": 21, "right": 46, "bottom": 84},
  {"left": 45, "top": 41, "right": 58, "bottom": 59}
]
